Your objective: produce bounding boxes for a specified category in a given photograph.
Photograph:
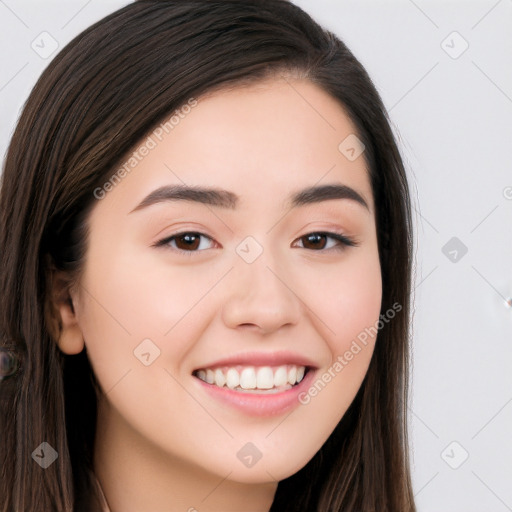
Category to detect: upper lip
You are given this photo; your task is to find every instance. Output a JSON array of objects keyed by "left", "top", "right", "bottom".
[{"left": 193, "top": 350, "right": 319, "bottom": 371}]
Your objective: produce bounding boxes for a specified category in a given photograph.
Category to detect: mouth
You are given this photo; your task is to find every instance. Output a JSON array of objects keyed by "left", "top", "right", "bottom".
[
  {"left": 191, "top": 351, "right": 318, "bottom": 416},
  {"left": 192, "top": 364, "right": 310, "bottom": 394}
]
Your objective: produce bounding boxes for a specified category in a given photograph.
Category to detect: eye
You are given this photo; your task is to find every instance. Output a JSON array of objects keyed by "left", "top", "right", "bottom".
[
  {"left": 294, "top": 231, "right": 358, "bottom": 252},
  {"left": 153, "top": 231, "right": 216, "bottom": 254},
  {"left": 153, "top": 230, "right": 358, "bottom": 255}
]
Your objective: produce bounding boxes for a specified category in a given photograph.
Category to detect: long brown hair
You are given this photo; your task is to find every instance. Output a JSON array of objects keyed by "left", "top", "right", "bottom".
[{"left": 0, "top": 1, "right": 415, "bottom": 510}]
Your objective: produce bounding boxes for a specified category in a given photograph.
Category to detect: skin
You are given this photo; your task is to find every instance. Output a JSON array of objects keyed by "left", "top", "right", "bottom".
[{"left": 53, "top": 77, "right": 382, "bottom": 512}]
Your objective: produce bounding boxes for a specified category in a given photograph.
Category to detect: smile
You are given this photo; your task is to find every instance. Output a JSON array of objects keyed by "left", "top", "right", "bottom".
[{"left": 193, "top": 364, "right": 307, "bottom": 393}]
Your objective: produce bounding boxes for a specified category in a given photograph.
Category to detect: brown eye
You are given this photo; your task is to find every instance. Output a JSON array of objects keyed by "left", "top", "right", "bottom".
[
  {"left": 295, "top": 232, "right": 357, "bottom": 252},
  {"left": 174, "top": 233, "right": 201, "bottom": 250},
  {"left": 301, "top": 233, "right": 329, "bottom": 250},
  {"left": 155, "top": 232, "right": 215, "bottom": 253},
  {"left": 154, "top": 230, "right": 357, "bottom": 255}
]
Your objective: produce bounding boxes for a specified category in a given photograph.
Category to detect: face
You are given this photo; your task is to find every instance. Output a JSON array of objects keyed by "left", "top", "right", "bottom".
[{"left": 66, "top": 77, "right": 382, "bottom": 484}]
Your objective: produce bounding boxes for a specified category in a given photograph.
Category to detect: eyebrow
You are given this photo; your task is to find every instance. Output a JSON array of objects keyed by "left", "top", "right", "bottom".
[{"left": 128, "top": 183, "right": 369, "bottom": 214}]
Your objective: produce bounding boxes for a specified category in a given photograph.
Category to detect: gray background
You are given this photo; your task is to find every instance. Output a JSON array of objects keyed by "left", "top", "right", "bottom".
[{"left": 1, "top": 1, "right": 511, "bottom": 510}]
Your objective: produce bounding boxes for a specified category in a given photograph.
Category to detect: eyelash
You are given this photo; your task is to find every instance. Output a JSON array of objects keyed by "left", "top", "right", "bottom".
[{"left": 153, "top": 230, "right": 358, "bottom": 255}]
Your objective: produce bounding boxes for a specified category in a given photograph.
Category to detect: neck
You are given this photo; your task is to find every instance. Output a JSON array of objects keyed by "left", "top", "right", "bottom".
[{"left": 93, "top": 399, "right": 277, "bottom": 512}]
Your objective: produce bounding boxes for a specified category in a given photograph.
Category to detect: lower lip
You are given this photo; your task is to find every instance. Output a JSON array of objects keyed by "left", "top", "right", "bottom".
[{"left": 193, "top": 369, "right": 316, "bottom": 417}]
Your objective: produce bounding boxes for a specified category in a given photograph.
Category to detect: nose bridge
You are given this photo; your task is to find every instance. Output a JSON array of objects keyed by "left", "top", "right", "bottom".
[{"left": 221, "top": 236, "right": 301, "bottom": 333}]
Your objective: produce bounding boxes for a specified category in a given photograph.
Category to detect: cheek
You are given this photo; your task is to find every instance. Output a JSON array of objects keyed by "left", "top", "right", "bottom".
[
  {"left": 330, "top": 259, "right": 382, "bottom": 353},
  {"left": 73, "top": 238, "right": 235, "bottom": 424},
  {"left": 296, "top": 245, "right": 382, "bottom": 357},
  {"left": 76, "top": 239, "right": 218, "bottom": 347}
]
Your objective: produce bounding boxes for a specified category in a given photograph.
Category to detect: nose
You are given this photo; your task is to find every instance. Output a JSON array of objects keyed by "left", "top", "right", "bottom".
[{"left": 221, "top": 255, "right": 302, "bottom": 335}]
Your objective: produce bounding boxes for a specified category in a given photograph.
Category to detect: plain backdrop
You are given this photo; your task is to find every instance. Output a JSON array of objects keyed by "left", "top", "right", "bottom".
[{"left": 1, "top": 1, "right": 511, "bottom": 510}]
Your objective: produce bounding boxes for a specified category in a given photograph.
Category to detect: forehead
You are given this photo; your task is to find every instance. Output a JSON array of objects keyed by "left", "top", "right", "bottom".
[{"left": 91, "top": 77, "right": 374, "bottom": 219}]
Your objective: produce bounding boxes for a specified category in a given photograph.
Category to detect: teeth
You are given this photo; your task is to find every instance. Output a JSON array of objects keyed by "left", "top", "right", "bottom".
[
  {"left": 256, "top": 367, "right": 274, "bottom": 389},
  {"left": 214, "top": 368, "right": 226, "bottom": 387},
  {"left": 205, "top": 369, "right": 215, "bottom": 384},
  {"left": 273, "top": 366, "right": 288, "bottom": 387},
  {"left": 287, "top": 366, "right": 297, "bottom": 385},
  {"left": 226, "top": 368, "right": 239, "bottom": 389},
  {"left": 194, "top": 364, "right": 307, "bottom": 391},
  {"left": 240, "top": 368, "right": 256, "bottom": 389}
]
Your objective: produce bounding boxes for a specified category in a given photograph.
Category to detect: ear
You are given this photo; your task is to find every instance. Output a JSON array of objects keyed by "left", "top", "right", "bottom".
[{"left": 46, "top": 266, "right": 85, "bottom": 355}]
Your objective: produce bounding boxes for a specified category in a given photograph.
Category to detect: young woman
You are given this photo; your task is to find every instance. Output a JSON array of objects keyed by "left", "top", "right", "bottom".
[{"left": 0, "top": 1, "right": 416, "bottom": 510}]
